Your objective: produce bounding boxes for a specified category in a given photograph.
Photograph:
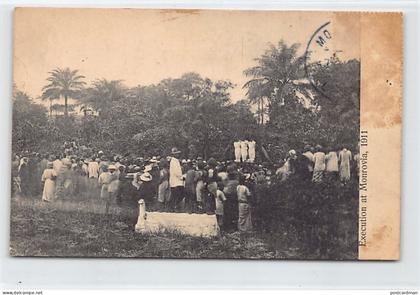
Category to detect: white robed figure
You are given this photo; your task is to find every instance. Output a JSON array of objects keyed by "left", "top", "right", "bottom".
[
  {"left": 41, "top": 162, "right": 57, "bottom": 202},
  {"left": 248, "top": 140, "right": 256, "bottom": 163},
  {"left": 240, "top": 140, "right": 249, "bottom": 162},
  {"left": 233, "top": 141, "right": 241, "bottom": 162},
  {"left": 339, "top": 148, "right": 352, "bottom": 183}
]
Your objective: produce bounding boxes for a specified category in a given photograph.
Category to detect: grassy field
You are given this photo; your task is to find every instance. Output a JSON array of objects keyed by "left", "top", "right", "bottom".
[
  {"left": 10, "top": 196, "right": 280, "bottom": 259},
  {"left": 9, "top": 180, "right": 358, "bottom": 260}
]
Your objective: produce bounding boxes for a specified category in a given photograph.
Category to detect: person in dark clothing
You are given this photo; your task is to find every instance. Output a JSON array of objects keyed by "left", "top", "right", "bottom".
[
  {"left": 293, "top": 151, "right": 313, "bottom": 183},
  {"left": 222, "top": 166, "right": 239, "bottom": 231},
  {"left": 149, "top": 164, "right": 160, "bottom": 201},
  {"left": 135, "top": 172, "right": 155, "bottom": 207},
  {"left": 184, "top": 161, "right": 197, "bottom": 213},
  {"left": 115, "top": 165, "right": 127, "bottom": 206},
  {"left": 205, "top": 157, "right": 219, "bottom": 214},
  {"left": 18, "top": 157, "right": 31, "bottom": 197}
]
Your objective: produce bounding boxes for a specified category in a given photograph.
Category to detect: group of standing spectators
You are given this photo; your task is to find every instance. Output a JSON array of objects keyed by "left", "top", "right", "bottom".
[
  {"left": 12, "top": 141, "right": 359, "bottom": 234},
  {"left": 276, "top": 144, "right": 358, "bottom": 185}
]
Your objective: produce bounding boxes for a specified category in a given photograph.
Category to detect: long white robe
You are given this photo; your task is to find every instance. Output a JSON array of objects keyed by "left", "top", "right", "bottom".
[
  {"left": 248, "top": 140, "right": 256, "bottom": 163},
  {"left": 339, "top": 149, "right": 352, "bottom": 182},
  {"left": 240, "top": 141, "right": 248, "bottom": 162},
  {"left": 41, "top": 168, "right": 57, "bottom": 202},
  {"left": 313, "top": 152, "right": 326, "bottom": 171},
  {"left": 234, "top": 141, "right": 241, "bottom": 162},
  {"left": 325, "top": 151, "right": 339, "bottom": 172}
]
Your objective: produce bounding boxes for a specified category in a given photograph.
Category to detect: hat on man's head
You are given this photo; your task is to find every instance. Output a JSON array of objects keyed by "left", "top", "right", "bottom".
[
  {"left": 171, "top": 147, "right": 181, "bottom": 155},
  {"left": 108, "top": 165, "right": 116, "bottom": 171},
  {"left": 140, "top": 172, "right": 152, "bottom": 182},
  {"left": 144, "top": 165, "right": 153, "bottom": 173}
]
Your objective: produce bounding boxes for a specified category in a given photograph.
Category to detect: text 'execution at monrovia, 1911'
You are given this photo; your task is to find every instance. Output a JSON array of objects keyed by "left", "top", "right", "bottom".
[{"left": 359, "top": 130, "right": 368, "bottom": 247}]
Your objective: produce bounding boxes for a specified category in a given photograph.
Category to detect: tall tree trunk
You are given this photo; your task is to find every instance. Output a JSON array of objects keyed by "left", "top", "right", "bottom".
[
  {"left": 203, "top": 133, "right": 208, "bottom": 160},
  {"left": 64, "top": 94, "right": 68, "bottom": 117},
  {"left": 260, "top": 97, "right": 264, "bottom": 124},
  {"left": 49, "top": 99, "right": 52, "bottom": 118},
  {"left": 257, "top": 98, "right": 261, "bottom": 125}
]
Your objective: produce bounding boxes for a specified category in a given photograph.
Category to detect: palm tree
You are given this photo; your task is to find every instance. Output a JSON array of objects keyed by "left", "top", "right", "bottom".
[
  {"left": 40, "top": 87, "right": 60, "bottom": 118},
  {"left": 82, "top": 79, "right": 126, "bottom": 116},
  {"left": 42, "top": 67, "right": 86, "bottom": 117},
  {"left": 243, "top": 40, "right": 307, "bottom": 122}
]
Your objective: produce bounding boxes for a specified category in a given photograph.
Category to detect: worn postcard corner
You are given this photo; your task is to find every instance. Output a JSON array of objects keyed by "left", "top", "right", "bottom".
[{"left": 10, "top": 8, "right": 402, "bottom": 260}]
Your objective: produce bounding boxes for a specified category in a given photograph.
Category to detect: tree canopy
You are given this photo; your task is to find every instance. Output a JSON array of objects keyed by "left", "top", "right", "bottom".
[
  {"left": 41, "top": 67, "right": 86, "bottom": 117},
  {"left": 243, "top": 41, "right": 360, "bottom": 156},
  {"left": 14, "top": 40, "right": 359, "bottom": 161}
]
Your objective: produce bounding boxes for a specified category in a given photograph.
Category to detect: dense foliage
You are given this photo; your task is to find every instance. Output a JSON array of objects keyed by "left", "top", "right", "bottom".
[{"left": 12, "top": 41, "right": 360, "bottom": 160}]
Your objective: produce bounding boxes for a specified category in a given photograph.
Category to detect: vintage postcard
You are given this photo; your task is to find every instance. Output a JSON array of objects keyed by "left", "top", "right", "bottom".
[{"left": 10, "top": 8, "right": 402, "bottom": 260}]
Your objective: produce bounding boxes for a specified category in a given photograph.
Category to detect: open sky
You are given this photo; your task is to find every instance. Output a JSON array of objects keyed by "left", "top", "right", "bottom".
[{"left": 13, "top": 8, "right": 360, "bottom": 103}]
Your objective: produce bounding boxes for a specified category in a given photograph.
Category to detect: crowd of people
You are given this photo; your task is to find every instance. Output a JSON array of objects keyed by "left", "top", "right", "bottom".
[{"left": 11, "top": 140, "right": 359, "bottom": 233}]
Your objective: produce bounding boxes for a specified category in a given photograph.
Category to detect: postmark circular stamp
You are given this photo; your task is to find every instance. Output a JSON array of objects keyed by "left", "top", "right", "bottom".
[{"left": 304, "top": 21, "right": 334, "bottom": 100}]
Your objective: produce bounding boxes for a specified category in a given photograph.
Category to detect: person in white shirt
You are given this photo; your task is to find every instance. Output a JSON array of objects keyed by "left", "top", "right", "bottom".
[
  {"left": 87, "top": 157, "right": 100, "bottom": 189},
  {"left": 88, "top": 158, "right": 99, "bottom": 179},
  {"left": 312, "top": 145, "right": 326, "bottom": 183},
  {"left": 169, "top": 147, "right": 184, "bottom": 212}
]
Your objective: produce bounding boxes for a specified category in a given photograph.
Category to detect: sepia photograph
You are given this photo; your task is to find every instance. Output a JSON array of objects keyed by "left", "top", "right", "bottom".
[{"left": 10, "top": 8, "right": 370, "bottom": 260}]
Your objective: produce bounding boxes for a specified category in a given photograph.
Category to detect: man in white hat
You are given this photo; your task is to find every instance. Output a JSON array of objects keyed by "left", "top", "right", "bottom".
[{"left": 169, "top": 147, "right": 184, "bottom": 212}]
